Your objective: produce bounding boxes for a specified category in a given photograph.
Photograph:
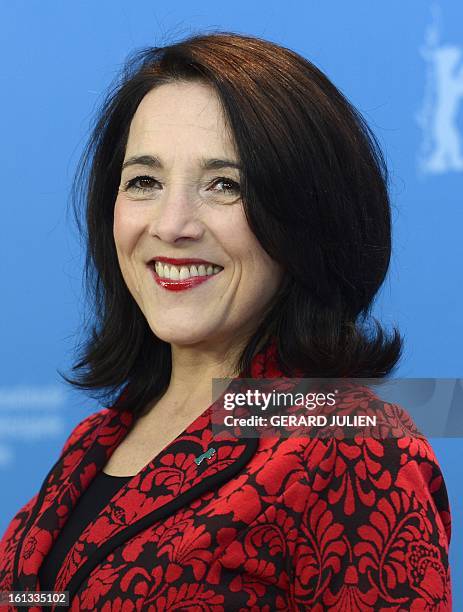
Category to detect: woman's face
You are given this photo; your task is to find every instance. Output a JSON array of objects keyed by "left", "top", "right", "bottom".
[{"left": 113, "top": 80, "right": 283, "bottom": 350}]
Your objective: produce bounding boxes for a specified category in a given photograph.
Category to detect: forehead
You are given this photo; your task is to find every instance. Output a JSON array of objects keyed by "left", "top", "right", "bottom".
[{"left": 125, "top": 80, "right": 237, "bottom": 158}]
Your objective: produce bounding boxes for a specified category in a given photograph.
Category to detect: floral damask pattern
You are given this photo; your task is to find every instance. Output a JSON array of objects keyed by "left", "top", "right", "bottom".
[{"left": 0, "top": 340, "right": 452, "bottom": 610}]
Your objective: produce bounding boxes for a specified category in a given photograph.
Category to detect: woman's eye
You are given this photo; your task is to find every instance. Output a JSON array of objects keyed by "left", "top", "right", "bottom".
[
  {"left": 123, "top": 175, "right": 160, "bottom": 193},
  {"left": 209, "top": 177, "right": 241, "bottom": 195},
  {"left": 120, "top": 175, "right": 240, "bottom": 201}
]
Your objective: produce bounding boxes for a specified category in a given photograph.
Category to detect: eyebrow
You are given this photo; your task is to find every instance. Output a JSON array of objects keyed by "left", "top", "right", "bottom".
[{"left": 121, "top": 154, "right": 241, "bottom": 171}]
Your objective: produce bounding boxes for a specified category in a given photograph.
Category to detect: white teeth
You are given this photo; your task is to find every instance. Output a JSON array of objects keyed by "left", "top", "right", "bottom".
[
  {"left": 154, "top": 261, "right": 222, "bottom": 280},
  {"left": 179, "top": 266, "right": 189, "bottom": 280}
]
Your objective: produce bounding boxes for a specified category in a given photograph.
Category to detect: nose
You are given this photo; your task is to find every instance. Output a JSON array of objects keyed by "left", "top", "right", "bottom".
[{"left": 147, "top": 183, "right": 205, "bottom": 244}]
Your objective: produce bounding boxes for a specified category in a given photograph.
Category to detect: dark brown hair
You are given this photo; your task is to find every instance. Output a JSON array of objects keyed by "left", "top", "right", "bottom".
[{"left": 62, "top": 31, "right": 403, "bottom": 415}]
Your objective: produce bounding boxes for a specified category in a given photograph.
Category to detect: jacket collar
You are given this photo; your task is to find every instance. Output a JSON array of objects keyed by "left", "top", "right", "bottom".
[{"left": 13, "top": 337, "right": 283, "bottom": 600}]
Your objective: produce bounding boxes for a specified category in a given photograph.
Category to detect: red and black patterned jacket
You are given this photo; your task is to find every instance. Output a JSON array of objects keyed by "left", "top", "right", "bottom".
[{"left": 0, "top": 342, "right": 452, "bottom": 610}]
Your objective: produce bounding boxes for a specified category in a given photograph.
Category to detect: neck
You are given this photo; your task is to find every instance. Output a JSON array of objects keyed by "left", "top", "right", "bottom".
[
  {"left": 139, "top": 333, "right": 271, "bottom": 422},
  {"left": 166, "top": 337, "right": 246, "bottom": 408}
]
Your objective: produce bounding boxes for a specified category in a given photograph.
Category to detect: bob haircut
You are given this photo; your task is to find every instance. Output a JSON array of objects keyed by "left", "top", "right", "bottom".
[{"left": 63, "top": 31, "right": 403, "bottom": 415}]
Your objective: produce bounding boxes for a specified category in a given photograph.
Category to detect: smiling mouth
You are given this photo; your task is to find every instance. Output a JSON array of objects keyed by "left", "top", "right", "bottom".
[
  {"left": 152, "top": 260, "right": 223, "bottom": 281},
  {"left": 148, "top": 260, "right": 224, "bottom": 292}
]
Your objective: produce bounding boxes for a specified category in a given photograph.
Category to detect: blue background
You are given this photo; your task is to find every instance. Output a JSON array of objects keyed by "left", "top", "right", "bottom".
[{"left": 1, "top": 0, "right": 461, "bottom": 604}]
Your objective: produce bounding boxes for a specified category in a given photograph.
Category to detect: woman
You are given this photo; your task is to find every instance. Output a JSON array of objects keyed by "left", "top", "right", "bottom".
[{"left": 0, "top": 32, "right": 452, "bottom": 610}]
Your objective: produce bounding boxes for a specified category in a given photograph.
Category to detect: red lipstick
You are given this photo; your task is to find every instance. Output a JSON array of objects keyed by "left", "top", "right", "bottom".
[{"left": 148, "top": 257, "right": 223, "bottom": 292}]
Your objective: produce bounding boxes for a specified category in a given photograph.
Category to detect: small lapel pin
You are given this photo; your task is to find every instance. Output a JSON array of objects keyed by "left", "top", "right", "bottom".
[{"left": 194, "top": 447, "right": 216, "bottom": 465}]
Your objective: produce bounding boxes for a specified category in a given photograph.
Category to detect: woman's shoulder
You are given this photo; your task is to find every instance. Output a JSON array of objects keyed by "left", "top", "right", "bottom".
[
  {"left": 59, "top": 406, "right": 112, "bottom": 457},
  {"left": 258, "top": 382, "right": 452, "bottom": 540},
  {"left": 272, "top": 394, "right": 453, "bottom": 609},
  {"left": 59, "top": 388, "right": 133, "bottom": 457}
]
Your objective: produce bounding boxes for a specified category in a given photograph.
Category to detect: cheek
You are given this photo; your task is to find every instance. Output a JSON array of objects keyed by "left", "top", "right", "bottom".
[
  {"left": 245, "top": 233, "right": 284, "bottom": 299},
  {"left": 252, "top": 258, "right": 284, "bottom": 302},
  {"left": 113, "top": 198, "right": 146, "bottom": 297},
  {"left": 113, "top": 197, "right": 142, "bottom": 254},
  {"left": 241, "top": 229, "right": 281, "bottom": 282},
  {"left": 225, "top": 215, "right": 283, "bottom": 295}
]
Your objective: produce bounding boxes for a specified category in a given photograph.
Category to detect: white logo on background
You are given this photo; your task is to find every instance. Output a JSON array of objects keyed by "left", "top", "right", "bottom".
[
  {"left": 416, "top": 4, "right": 463, "bottom": 175},
  {"left": 0, "top": 385, "right": 66, "bottom": 468}
]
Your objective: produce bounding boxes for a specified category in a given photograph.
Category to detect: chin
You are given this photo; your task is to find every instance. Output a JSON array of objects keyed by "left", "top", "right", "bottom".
[{"left": 150, "top": 324, "right": 216, "bottom": 347}]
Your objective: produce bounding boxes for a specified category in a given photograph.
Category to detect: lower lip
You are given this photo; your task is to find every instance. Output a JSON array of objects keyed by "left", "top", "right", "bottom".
[{"left": 148, "top": 265, "right": 222, "bottom": 292}]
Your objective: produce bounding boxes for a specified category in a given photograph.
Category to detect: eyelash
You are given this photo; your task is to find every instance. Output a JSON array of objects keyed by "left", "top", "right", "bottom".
[{"left": 122, "top": 175, "right": 241, "bottom": 195}]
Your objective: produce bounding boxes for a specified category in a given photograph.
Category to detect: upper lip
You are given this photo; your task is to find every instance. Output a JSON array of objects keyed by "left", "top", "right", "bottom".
[{"left": 148, "top": 256, "right": 223, "bottom": 267}]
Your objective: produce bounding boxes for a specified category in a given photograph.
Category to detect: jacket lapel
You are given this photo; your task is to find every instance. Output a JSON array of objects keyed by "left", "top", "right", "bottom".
[
  {"left": 13, "top": 337, "right": 282, "bottom": 601},
  {"left": 13, "top": 407, "right": 134, "bottom": 593},
  {"left": 56, "top": 411, "right": 258, "bottom": 601}
]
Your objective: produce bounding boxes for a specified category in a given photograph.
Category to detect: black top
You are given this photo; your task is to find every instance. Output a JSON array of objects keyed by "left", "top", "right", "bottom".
[{"left": 38, "top": 471, "right": 132, "bottom": 592}]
